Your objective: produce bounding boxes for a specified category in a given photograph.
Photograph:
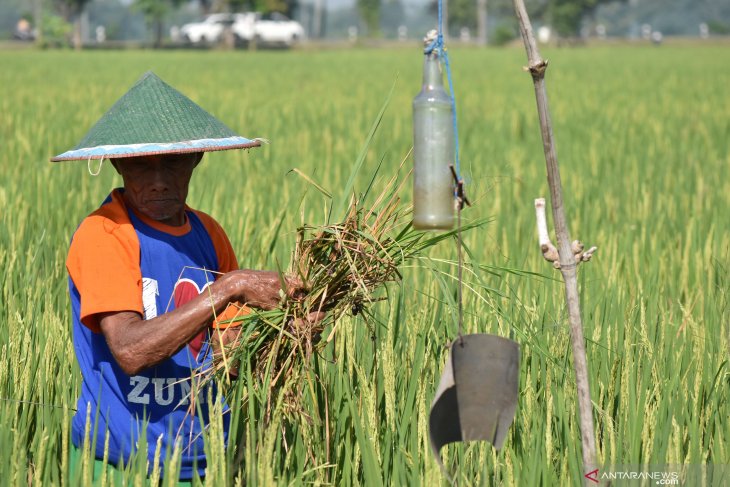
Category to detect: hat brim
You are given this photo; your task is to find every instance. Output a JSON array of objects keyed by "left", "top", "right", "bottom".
[{"left": 51, "top": 136, "right": 261, "bottom": 162}]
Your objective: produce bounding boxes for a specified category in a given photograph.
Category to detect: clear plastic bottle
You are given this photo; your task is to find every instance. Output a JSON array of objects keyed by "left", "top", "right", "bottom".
[{"left": 412, "top": 49, "right": 455, "bottom": 230}]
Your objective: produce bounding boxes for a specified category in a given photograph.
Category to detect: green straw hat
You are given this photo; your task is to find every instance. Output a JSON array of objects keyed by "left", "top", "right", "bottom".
[{"left": 51, "top": 71, "right": 261, "bottom": 162}]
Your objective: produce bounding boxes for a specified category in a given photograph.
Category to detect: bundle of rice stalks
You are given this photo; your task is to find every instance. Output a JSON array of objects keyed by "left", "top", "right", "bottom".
[{"left": 204, "top": 167, "right": 485, "bottom": 410}]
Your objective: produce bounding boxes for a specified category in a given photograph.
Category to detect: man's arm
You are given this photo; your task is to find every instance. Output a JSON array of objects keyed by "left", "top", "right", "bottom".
[{"left": 99, "top": 269, "right": 290, "bottom": 375}]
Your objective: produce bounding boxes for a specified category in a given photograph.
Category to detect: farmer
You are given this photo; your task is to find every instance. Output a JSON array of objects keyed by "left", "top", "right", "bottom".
[{"left": 52, "top": 72, "right": 295, "bottom": 482}]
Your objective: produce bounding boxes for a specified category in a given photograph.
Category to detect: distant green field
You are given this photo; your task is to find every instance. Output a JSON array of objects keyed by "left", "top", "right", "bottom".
[{"left": 0, "top": 45, "right": 728, "bottom": 485}]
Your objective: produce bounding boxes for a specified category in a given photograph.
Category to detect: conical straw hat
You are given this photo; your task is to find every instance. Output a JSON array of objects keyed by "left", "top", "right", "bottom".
[{"left": 51, "top": 71, "right": 261, "bottom": 162}]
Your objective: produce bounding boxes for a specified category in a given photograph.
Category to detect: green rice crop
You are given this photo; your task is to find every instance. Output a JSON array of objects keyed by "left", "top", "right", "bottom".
[{"left": 0, "top": 43, "right": 728, "bottom": 485}]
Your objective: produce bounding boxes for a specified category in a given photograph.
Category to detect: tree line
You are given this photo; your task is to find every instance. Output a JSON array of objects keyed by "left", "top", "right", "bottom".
[{"left": 29, "top": 0, "right": 623, "bottom": 48}]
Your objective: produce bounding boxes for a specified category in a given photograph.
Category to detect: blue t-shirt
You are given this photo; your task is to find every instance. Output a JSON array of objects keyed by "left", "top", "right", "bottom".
[{"left": 67, "top": 190, "right": 235, "bottom": 480}]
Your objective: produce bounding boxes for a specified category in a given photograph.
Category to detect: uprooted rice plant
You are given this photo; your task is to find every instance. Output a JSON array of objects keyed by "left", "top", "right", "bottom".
[{"left": 207, "top": 161, "right": 488, "bottom": 425}]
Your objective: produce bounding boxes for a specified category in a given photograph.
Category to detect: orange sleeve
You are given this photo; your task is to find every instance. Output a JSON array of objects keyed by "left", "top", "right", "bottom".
[
  {"left": 66, "top": 192, "right": 143, "bottom": 333},
  {"left": 192, "top": 210, "right": 239, "bottom": 273},
  {"left": 212, "top": 302, "right": 252, "bottom": 329}
]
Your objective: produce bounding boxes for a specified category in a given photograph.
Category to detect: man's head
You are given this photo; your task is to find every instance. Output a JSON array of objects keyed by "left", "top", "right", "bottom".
[{"left": 111, "top": 152, "right": 203, "bottom": 227}]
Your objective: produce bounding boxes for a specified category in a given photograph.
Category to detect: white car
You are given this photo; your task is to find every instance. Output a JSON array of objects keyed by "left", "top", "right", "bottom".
[
  {"left": 180, "top": 12, "right": 304, "bottom": 47},
  {"left": 250, "top": 12, "right": 305, "bottom": 46},
  {"left": 180, "top": 13, "right": 248, "bottom": 44}
]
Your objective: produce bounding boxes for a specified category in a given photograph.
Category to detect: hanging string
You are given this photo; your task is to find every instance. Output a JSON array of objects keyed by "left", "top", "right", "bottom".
[
  {"left": 457, "top": 195, "right": 464, "bottom": 342},
  {"left": 451, "top": 166, "right": 470, "bottom": 342},
  {"left": 424, "top": 0, "right": 462, "bottom": 184},
  {"left": 424, "top": 0, "right": 470, "bottom": 343},
  {"left": 88, "top": 156, "right": 103, "bottom": 176}
]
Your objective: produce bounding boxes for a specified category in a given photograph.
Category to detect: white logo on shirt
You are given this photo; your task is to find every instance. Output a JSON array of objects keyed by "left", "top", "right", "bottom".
[
  {"left": 127, "top": 376, "right": 206, "bottom": 407},
  {"left": 141, "top": 278, "right": 158, "bottom": 319}
]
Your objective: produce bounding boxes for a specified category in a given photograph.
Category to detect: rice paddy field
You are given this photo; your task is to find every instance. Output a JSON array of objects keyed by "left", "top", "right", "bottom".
[{"left": 0, "top": 43, "right": 728, "bottom": 485}]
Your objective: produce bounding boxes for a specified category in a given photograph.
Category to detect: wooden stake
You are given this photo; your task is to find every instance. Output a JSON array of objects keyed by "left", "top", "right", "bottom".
[{"left": 512, "top": 0, "right": 598, "bottom": 481}]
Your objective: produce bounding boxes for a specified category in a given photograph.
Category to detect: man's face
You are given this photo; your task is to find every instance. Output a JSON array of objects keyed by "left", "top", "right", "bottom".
[{"left": 112, "top": 153, "right": 202, "bottom": 226}]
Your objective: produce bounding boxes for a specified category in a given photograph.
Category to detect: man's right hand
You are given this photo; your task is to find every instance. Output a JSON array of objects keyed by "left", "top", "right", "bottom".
[{"left": 221, "top": 270, "right": 305, "bottom": 310}]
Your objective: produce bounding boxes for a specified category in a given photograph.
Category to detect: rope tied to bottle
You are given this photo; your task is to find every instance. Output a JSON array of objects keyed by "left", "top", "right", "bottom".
[
  {"left": 422, "top": 1, "right": 470, "bottom": 341},
  {"left": 423, "top": 1, "right": 463, "bottom": 188}
]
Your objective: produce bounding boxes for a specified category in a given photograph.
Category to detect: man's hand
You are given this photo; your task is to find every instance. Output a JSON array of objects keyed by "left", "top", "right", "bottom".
[{"left": 221, "top": 270, "right": 306, "bottom": 310}]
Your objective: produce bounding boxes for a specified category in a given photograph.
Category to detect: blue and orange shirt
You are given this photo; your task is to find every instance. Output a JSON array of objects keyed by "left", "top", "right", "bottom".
[{"left": 67, "top": 188, "right": 239, "bottom": 480}]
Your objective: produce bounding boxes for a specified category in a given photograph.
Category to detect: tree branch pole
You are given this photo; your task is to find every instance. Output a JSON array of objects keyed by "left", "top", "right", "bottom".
[{"left": 512, "top": 0, "right": 597, "bottom": 479}]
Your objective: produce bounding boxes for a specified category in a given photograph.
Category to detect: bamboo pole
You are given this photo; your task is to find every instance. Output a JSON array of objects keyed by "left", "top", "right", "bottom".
[{"left": 512, "top": 0, "right": 598, "bottom": 480}]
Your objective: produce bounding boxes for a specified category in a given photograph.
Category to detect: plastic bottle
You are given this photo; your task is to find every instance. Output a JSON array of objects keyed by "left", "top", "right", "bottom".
[{"left": 412, "top": 48, "right": 455, "bottom": 230}]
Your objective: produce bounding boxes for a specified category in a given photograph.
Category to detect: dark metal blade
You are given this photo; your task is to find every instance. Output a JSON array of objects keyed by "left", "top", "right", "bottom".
[{"left": 429, "top": 333, "right": 520, "bottom": 472}]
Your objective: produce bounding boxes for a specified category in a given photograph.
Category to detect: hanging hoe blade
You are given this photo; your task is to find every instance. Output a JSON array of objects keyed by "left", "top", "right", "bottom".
[{"left": 429, "top": 334, "right": 520, "bottom": 470}]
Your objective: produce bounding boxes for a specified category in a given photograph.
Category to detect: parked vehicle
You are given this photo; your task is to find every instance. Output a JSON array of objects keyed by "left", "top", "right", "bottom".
[
  {"left": 180, "top": 13, "right": 247, "bottom": 44},
  {"left": 250, "top": 12, "right": 305, "bottom": 47},
  {"left": 180, "top": 12, "right": 305, "bottom": 47}
]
